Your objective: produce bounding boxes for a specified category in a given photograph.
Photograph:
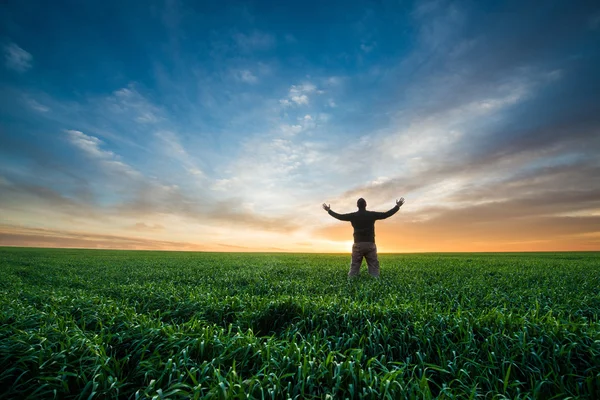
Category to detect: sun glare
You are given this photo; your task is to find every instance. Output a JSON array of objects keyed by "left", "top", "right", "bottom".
[{"left": 344, "top": 241, "right": 354, "bottom": 253}]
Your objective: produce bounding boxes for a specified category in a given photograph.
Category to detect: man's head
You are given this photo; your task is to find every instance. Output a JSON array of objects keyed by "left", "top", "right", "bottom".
[{"left": 357, "top": 198, "right": 367, "bottom": 210}]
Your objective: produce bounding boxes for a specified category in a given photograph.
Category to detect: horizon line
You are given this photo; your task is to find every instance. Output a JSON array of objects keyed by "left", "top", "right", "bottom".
[{"left": 1, "top": 245, "right": 598, "bottom": 254}]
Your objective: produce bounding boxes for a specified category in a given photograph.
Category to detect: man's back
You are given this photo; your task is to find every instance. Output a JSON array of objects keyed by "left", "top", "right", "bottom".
[{"left": 328, "top": 206, "right": 399, "bottom": 243}]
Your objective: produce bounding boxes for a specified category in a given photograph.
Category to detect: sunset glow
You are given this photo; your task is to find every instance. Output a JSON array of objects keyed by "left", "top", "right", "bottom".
[{"left": 1, "top": 1, "right": 599, "bottom": 252}]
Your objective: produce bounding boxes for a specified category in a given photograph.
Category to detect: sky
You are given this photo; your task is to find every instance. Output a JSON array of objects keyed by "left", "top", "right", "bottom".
[{"left": 1, "top": 0, "right": 599, "bottom": 253}]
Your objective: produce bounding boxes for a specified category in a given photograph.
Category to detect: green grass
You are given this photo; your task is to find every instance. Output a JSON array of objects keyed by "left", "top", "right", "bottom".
[{"left": 1, "top": 247, "right": 600, "bottom": 399}]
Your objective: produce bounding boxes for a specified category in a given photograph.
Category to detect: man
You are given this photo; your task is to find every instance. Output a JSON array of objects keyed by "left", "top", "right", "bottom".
[{"left": 323, "top": 197, "right": 405, "bottom": 277}]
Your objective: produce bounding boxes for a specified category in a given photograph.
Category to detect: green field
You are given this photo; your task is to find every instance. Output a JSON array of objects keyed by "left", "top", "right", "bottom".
[{"left": 1, "top": 248, "right": 600, "bottom": 399}]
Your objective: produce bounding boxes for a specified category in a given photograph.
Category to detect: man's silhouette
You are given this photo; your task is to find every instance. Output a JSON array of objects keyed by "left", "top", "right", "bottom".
[{"left": 323, "top": 197, "right": 405, "bottom": 277}]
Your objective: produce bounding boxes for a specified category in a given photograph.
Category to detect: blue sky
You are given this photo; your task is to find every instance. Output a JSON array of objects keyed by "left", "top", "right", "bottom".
[{"left": 1, "top": 0, "right": 599, "bottom": 252}]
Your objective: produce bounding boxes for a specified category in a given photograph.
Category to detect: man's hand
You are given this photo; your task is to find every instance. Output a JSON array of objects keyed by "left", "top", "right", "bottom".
[
  {"left": 322, "top": 203, "right": 331, "bottom": 212},
  {"left": 396, "top": 197, "right": 405, "bottom": 207}
]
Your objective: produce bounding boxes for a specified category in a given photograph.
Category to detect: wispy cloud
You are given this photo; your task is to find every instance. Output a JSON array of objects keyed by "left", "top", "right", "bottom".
[
  {"left": 65, "top": 130, "right": 140, "bottom": 178},
  {"left": 23, "top": 96, "right": 50, "bottom": 112},
  {"left": 280, "top": 83, "right": 318, "bottom": 106},
  {"left": 66, "top": 130, "right": 113, "bottom": 159},
  {"left": 360, "top": 42, "right": 375, "bottom": 53},
  {"left": 233, "top": 31, "right": 275, "bottom": 52},
  {"left": 3, "top": 42, "right": 32, "bottom": 72},
  {"left": 130, "top": 222, "right": 164, "bottom": 231},
  {"left": 232, "top": 69, "right": 258, "bottom": 83},
  {"left": 108, "top": 85, "right": 162, "bottom": 124},
  {"left": 154, "top": 130, "right": 204, "bottom": 177},
  {"left": 0, "top": 224, "right": 200, "bottom": 250},
  {"left": 278, "top": 114, "right": 317, "bottom": 136}
]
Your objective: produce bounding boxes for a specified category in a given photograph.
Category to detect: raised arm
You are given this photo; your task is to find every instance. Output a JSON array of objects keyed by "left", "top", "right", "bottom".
[
  {"left": 322, "top": 203, "right": 353, "bottom": 221},
  {"left": 373, "top": 197, "right": 405, "bottom": 220}
]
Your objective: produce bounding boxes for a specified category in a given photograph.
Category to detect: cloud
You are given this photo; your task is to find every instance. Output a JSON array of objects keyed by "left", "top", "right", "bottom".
[
  {"left": 211, "top": 178, "right": 232, "bottom": 192},
  {"left": 319, "top": 74, "right": 535, "bottom": 194},
  {"left": 211, "top": 127, "right": 335, "bottom": 227},
  {"left": 360, "top": 42, "right": 375, "bottom": 53},
  {"left": 232, "top": 69, "right": 258, "bottom": 83},
  {"left": 23, "top": 96, "right": 50, "bottom": 113},
  {"left": 290, "top": 94, "right": 308, "bottom": 105},
  {"left": 0, "top": 180, "right": 92, "bottom": 218},
  {"left": 0, "top": 224, "right": 200, "bottom": 251},
  {"left": 280, "top": 124, "right": 303, "bottom": 136},
  {"left": 324, "top": 76, "right": 343, "bottom": 86},
  {"left": 1, "top": 156, "right": 300, "bottom": 238},
  {"left": 280, "top": 83, "right": 318, "bottom": 107},
  {"left": 445, "top": 162, "right": 600, "bottom": 214},
  {"left": 0, "top": 86, "right": 151, "bottom": 152},
  {"left": 108, "top": 85, "right": 162, "bottom": 124},
  {"left": 207, "top": 68, "right": 550, "bottom": 231},
  {"left": 2, "top": 79, "right": 306, "bottom": 236},
  {"left": 66, "top": 130, "right": 112, "bottom": 159},
  {"left": 5, "top": 130, "right": 298, "bottom": 234},
  {"left": 65, "top": 130, "right": 140, "bottom": 178},
  {"left": 327, "top": 138, "right": 600, "bottom": 231},
  {"left": 412, "top": 0, "right": 465, "bottom": 50},
  {"left": 205, "top": 202, "right": 299, "bottom": 232},
  {"left": 108, "top": 184, "right": 301, "bottom": 233},
  {"left": 233, "top": 31, "right": 275, "bottom": 52},
  {"left": 317, "top": 206, "right": 600, "bottom": 252},
  {"left": 290, "top": 83, "right": 316, "bottom": 95},
  {"left": 315, "top": 161, "right": 600, "bottom": 252},
  {"left": 3, "top": 42, "right": 32, "bottom": 72},
  {"left": 309, "top": 36, "right": 600, "bottom": 234},
  {"left": 154, "top": 130, "right": 204, "bottom": 177},
  {"left": 278, "top": 114, "right": 318, "bottom": 137},
  {"left": 130, "top": 222, "right": 164, "bottom": 231}
]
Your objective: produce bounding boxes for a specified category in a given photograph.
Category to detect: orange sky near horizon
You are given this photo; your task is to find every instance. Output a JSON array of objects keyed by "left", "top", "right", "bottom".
[{"left": 2, "top": 199, "right": 598, "bottom": 253}]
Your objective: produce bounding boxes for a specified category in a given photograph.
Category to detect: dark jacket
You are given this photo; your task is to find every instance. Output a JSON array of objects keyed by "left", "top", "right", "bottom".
[{"left": 328, "top": 205, "right": 400, "bottom": 243}]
